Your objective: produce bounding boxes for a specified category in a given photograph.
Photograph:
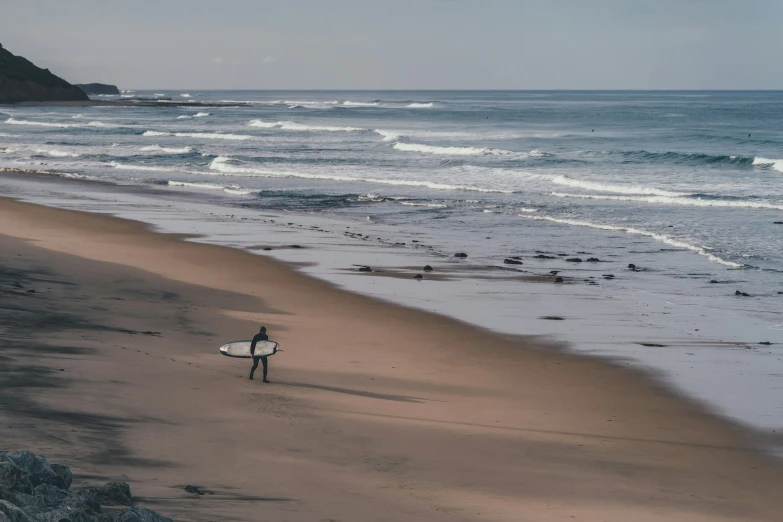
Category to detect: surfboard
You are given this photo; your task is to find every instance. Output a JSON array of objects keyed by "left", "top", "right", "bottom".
[{"left": 219, "top": 340, "right": 279, "bottom": 358}]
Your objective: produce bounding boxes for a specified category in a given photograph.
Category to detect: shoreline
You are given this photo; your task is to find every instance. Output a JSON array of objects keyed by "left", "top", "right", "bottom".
[
  {"left": 2, "top": 168, "right": 780, "bottom": 439},
  {"left": 2, "top": 195, "right": 783, "bottom": 521}
]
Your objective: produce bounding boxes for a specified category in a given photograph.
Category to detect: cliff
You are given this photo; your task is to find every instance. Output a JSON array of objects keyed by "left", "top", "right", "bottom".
[
  {"left": 0, "top": 42, "right": 89, "bottom": 103},
  {"left": 75, "top": 83, "right": 120, "bottom": 95}
]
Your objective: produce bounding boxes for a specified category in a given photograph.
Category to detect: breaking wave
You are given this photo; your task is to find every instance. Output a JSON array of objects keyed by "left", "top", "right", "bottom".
[
  {"left": 142, "top": 130, "right": 254, "bottom": 140},
  {"left": 34, "top": 148, "right": 81, "bottom": 158},
  {"left": 407, "top": 102, "right": 434, "bottom": 108},
  {"left": 393, "top": 142, "right": 517, "bottom": 156},
  {"left": 139, "top": 145, "right": 194, "bottom": 154},
  {"left": 165, "top": 180, "right": 253, "bottom": 194},
  {"left": 176, "top": 112, "right": 211, "bottom": 119},
  {"left": 753, "top": 157, "right": 783, "bottom": 173},
  {"left": 374, "top": 129, "right": 401, "bottom": 142},
  {"left": 342, "top": 101, "right": 380, "bottom": 107},
  {"left": 6, "top": 118, "right": 78, "bottom": 128},
  {"left": 548, "top": 175, "right": 691, "bottom": 197},
  {"left": 208, "top": 156, "right": 512, "bottom": 194},
  {"left": 551, "top": 192, "right": 783, "bottom": 211},
  {"left": 520, "top": 215, "right": 744, "bottom": 268},
  {"left": 108, "top": 161, "right": 174, "bottom": 172},
  {"left": 247, "top": 120, "right": 365, "bottom": 132}
]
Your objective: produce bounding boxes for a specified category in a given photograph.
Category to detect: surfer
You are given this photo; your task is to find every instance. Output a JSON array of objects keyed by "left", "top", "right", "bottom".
[{"left": 249, "top": 326, "right": 270, "bottom": 383}]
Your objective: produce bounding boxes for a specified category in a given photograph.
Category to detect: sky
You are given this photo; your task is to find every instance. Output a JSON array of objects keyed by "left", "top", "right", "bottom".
[{"left": 2, "top": 0, "right": 782, "bottom": 90}]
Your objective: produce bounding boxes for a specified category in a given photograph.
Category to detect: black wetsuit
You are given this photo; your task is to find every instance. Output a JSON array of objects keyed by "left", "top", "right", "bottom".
[{"left": 249, "top": 332, "right": 269, "bottom": 381}]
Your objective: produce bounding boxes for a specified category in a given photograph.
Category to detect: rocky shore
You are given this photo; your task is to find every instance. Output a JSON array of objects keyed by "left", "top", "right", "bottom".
[{"left": 0, "top": 451, "right": 171, "bottom": 522}]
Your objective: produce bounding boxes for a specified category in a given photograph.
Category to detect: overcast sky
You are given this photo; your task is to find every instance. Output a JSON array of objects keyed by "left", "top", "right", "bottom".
[{"left": 2, "top": 0, "right": 781, "bottom": 90}]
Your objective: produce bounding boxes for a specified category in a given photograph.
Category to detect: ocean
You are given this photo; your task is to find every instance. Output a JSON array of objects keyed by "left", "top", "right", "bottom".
[{"left": 1, "top": 90, "right": 782, "bottom": 442}]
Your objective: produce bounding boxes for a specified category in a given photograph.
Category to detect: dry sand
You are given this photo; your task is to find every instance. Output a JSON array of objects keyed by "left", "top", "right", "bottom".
[{"left": 1, "top": 196, "right": 782, "bottom": 522}]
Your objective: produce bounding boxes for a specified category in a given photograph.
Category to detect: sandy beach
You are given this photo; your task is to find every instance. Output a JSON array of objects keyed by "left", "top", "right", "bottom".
[{"left": 1, "top": 195, "right": 782, "bottom": 522}]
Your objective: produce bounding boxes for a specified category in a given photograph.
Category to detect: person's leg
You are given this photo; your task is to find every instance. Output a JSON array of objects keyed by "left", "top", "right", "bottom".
[
  {"left": 249, "top": 357, "right": 259, "bottom": 380},
  {"left": 261, "top": 356, "right": 269, "bottom": 383}
]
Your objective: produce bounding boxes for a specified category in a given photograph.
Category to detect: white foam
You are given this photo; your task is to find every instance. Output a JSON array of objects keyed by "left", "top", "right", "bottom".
[
  {"left": 180, "top": 93, "right": 192, "bottom": 98},
  {"left": 247, "top": 120, "right": 365, "bottom": 132},
  {"left": 283, "top": 100, "right": 339, "bottom": 109},
  {"left": 520, "top": 215, "right": 744, "bottom": 267},
  {"left": 140, "top": 145, "right": 194, "bottom": 154},
  {"left": 549, "top": 175, "right": 690, "bottom": 197},
  {"left": 109, "top": 161, "right": 173, "bottom": 172},
  {"left": 35, "top": 148, "right": 81, "bottom": 158},
  {"left": 753, "top": 157, "right": 783, "bottom": 173},
  {"left": 400, "top": 201, "right": 447, "bottom": 208},
  {"left": 5, "top": 118, "right": 76, "bottom": 128},
  {"left": 374, "top": 129, "right": 401, "bottom": 141},
  {"left": 176, "top": 112, "right": 211, "bottom": 120},
  {"left": 142, "top": 130, "right": 253, "bottom": 141},
  {"left": 167, "top": 181, "right": 251, "bottom": 194},
  {"left": 208, "top": 156, "right": 512, "bottom": 194},
  {"left": 519, "top": 207, "right": 538, "bottom": 213},
  {"left": 0, "top": 132, "right": 19, "bottom": 137},
  {"left": 85, "top": 121, "right": 118, "bottom": 128},
  {"left": 551, "top": 192, "right": 783, "bottom": 211},
  {"left": 393, "top": 142, "right": 515, "bottom": 156},
  {"left": 407, "top": 102, "right": 434, "bottom": 108},
  {"left": 343, "top": 101, "right": 380, "bottom": 107}
]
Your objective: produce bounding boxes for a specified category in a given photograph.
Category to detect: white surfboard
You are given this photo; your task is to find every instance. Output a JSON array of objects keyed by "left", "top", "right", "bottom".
[{"left": 219, "top": 340, "right": 279, "bottom": 358}]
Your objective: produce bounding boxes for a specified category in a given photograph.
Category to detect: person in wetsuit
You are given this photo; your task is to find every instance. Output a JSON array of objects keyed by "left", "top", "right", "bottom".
[{"left": 249, "top": 326, "right": 270, "bottom": 383}]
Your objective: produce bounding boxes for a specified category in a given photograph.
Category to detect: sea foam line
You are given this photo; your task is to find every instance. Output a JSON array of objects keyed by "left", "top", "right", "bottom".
[
  {"left": 548, "top": 174, "right": 690, "bottom": 197},
  {"left": 143, "top": 130, "right": 253, "bottom": 141},
  {"left": 166, "top": 180, "right": 253, "bottom": 194},
  {"left": 140, "top": 145, "right": 194, "bottom": 154},
  {"left": 247, "top": 120, "right": 365, "bottom": 132},
  {"left": 108, "top": 161, "right": 174, "bottom": 172},
  {"left": 551, "top": 192, "right": 783, "bottom": 211},
  {"left": 520, "top": 215, "right": 744, "bottom": 268},
  {"left": 5, "top": 118, "right": 120, "bottom": 129},
  {"left": 393, "top": 142, "right": 517, "bottom": 156},
  {"left": 208, "top": 156, "right": 512, "bottom": 194},
  {"left": 35, "top": 148, "right": 81, "bottom": 158},
  {"left": 176, "top": 112, "right": 211, "bottom": 119}
]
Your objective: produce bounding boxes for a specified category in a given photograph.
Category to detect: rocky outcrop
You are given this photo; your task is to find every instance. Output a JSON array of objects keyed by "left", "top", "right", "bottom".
[
  {"left": 0, "top": 450, "right": 171, "bottom": 521},
  {"left": 75, "top": 83, "right": 120, "bottom": 95},
  {"left": 0, "top": 43, "right": 88, "bottom": 103}
]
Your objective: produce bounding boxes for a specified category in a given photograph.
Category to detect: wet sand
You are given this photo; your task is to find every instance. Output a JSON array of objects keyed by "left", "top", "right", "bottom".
[{"left": 1, "top": 195, "right": 782, "bottom": 522}]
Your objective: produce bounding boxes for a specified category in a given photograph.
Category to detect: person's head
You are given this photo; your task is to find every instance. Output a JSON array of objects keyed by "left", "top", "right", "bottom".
[{"left": 260, "top": 326, "right": 267, "bottom": 333}]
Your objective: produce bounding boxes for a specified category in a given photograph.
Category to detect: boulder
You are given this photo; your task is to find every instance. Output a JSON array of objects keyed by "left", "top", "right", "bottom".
[
  {"left": 534, "top": 254, "right": 556, "bottom": 260},
  {"left": 0, "top": 452, "right": 170, "bottom": 522},
  {"left": 586, "top": 257, "right": 600, "bottom": 262},
  {"left": 566, "top": 258, "right": 582, "bottom": 263},
  {"left": 453, "top": 253, "right": 468, "bottom": 258},
  {"left": 0, "top": 451, "right": 69, "bottom": 491},
  {"left": 357, "top": 266, "right": 372, "bottom": 272},
  {"left": 80, "top": 482, "right": 132, "bottom": 507},
  {"left": 554, "top": 276, "right": 564, "bottom": 283},
  {"left": 602, "top": 274, "right": 615, "bottom": 279},
  {"left": 627, "top": 263, "right": 637, "bottom": 269},
  {"left": 423, "top": 265, "right": 433, "bottom": 272},
  {"left": 503, "top": 259, "right": 523, "bottom": 265},
  {"left": 413, "top": 274, "right": 423, "bottom": 280},
  {"left": 0, "top": 500, "right": 33, "bottom": 522}
]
